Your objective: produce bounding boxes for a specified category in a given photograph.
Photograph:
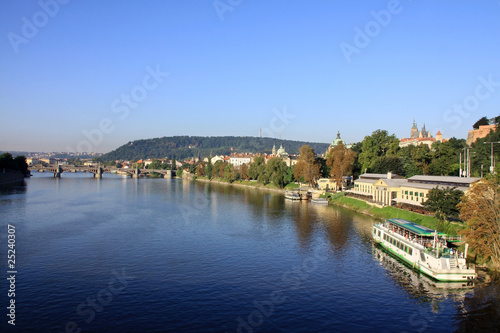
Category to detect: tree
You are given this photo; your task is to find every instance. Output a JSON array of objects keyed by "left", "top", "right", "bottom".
[
  {"left": 266, "top": 157, "right": 288, "bottom": 188},
  {"left": 428, "top": 139, "right": 464, "bottom": 176},
  {"left": 196, "top": 162, "right": 206, "bottom": 177},
  {"left": 205, "top": 159, "right": 213, "bottom": 179},
  {"left": 0, "top": 153, "right": 29, "bottom": 176},
  {"left": 326, "top": 142, "right": 356, "bottom": 190},
  {"left": 473, "top": 116, "right": 490, "bottom": 129},
  {"left": 248, "top": 156, "right": 266, "bottom": 181},
  {"left": 222, "top": 163, "right": 235, "bottom": 182},
  {"left": 218, "top": 162, "right": 228, "bottom": 178},
  {"left": 176, "top": 168, "right": 183, "bottom": 178},
  {"left": 213, "top": 160, "right": 224, "bottom": 178},
  {"left": 358, "top": 130, "right": 399, "bottom": 172},
  {"left": 423, "top": 187, "right": 463, "bottom": 224},
  {"left": 370, "top": 156, "right": 403, "bottom": 175},
  {"left": 147, "top": 159, "right": 162, "bottom": 170},
  {"left": 0, "top": 153, "right": 14, "bottom": 170},
  {"left": 239, "top": 163, "right": 249, "bottom": 180},
  {"left": 12, "top": 156, "right": 29, "bottom": 176},
  {"left": 293, "top": 145, "right": 320, "bottom": 186},
  {"left": 459, "top": 176, "right": 500, "bottom": 267},
  {"left": 171, "top": 158, "right": 177, "bottom": 170}
]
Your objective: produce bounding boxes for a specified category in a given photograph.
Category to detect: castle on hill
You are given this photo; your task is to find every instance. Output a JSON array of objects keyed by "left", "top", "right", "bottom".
[{"left": 399, "top": 119, "right": 447, "bottom": 148}]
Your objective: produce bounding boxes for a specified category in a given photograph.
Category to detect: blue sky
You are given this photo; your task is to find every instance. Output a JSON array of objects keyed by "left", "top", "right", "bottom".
[{"left": 1, "top": 0, "right": 500, "bottom": 153}]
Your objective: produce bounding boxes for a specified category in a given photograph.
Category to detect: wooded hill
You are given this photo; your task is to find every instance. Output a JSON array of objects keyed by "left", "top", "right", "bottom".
[{"left": 99, "top": 136, "right": 331, "bottom": 161}]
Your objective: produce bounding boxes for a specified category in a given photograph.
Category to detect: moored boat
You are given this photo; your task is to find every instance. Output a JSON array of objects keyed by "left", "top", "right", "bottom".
[
  {"left": 372, "top": 218, "right": 476, "bottom": 282},
  {"left": 285, "top": 190, "right": 302, "bottom": 200},
  {"left": 311, "top": 197, "right": 328, "bottom": 205}
]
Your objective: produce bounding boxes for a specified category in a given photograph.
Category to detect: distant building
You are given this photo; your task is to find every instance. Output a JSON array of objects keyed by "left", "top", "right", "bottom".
[
  {"left": 26, "top": 158, "right": 40, "bottom": 166},
  {"left": 268, "top": 143, "right": 297, "bottom": 167},
  {"left": 347, "top": 172, "right": 479, "bottom": 207},
  {"left": 228, "top": 153, "right": 252, "bottom": 167},
  {"left": 325, "top": 132, "right": 352, "bottom": 156},
  {"left": 210, "top": 155, "right": 225, "bottom": 164},
  {"left": 399, "top": 119, "right": 447, "bottom": 148},
  {"left": 466, "top": 124, "right": 497, "bottom": 146}
]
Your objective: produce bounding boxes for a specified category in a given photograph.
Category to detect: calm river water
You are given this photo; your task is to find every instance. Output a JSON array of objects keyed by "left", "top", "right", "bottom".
[{"left": 1, "top": 173, "right": 499, "bottom": 332}]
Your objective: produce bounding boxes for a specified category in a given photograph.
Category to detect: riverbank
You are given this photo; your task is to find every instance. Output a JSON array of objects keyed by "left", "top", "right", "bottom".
[
  {"left": 193, "top": 177, "right": 286, "bottom": 194},
  {"left": 326, "top": 193, "right": 463, "bottom": 235}
]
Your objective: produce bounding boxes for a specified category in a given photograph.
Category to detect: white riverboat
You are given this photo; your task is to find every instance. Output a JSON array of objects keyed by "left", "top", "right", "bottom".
[
  {"left": 372, "top": 218, "right": 476, "bottom": 282},
  {"left": 285, "top": 190, "right": 302, "bottom": 201},
  {"left": 311, "top": 197, "right": 328, "bottom": 205}
]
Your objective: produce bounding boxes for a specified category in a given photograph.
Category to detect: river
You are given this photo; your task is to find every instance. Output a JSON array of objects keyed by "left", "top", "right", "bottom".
[{"left": 0, "top": 173, "right": 499, "bottom": 332}]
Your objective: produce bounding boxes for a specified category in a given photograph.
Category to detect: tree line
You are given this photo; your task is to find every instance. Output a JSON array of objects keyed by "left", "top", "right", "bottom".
[
  {"left": 98, "top": 136, "right": 330, "bottom": 162},
  {"left": 0, "top": 153, "right": 29, "bottom": 176}
]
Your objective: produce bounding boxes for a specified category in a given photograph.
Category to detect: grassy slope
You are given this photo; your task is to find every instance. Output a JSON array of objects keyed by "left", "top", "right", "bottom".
[{"left": 329, "top": 195, "right": 464, "bottom": 235}]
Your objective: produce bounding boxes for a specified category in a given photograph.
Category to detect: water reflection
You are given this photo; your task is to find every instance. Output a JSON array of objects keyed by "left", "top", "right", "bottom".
[
  {"left": 373, "top": 244, "right": 473, "bottom": 305},
  {"left": 454, "top": 272, "right": 500, "bottom": 332},
  {"left": 0, "top": 181, "right": 27, "bottom": 205}
]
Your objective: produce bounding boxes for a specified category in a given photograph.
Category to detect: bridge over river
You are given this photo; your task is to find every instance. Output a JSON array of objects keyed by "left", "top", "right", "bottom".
[{"left": 29, "top": 164, "right": 175, "bottom": 179}]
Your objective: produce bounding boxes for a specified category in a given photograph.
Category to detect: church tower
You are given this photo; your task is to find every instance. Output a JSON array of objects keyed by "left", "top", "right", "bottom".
[
  {"left": 411, "top": 119, "right": 419, "bottom": 139},
  {"left": 272, "top": 143, "right": 277, "bottom": 156}
]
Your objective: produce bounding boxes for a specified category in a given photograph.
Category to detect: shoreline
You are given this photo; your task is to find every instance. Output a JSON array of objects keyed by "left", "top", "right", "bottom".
[{"left": 193, "top": 177, "right": 286, "bottom": 194}]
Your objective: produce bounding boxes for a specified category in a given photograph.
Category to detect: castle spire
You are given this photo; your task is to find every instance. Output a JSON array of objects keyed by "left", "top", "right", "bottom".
[{"left": 411, "top": 118, "right": 418, "bottom": 130}]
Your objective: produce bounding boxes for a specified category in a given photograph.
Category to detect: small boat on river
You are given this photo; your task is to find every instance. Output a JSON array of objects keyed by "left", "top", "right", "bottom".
[
  {"left": 311, "top": 197, "right": 328, "bottom": 205},
  {"left": 372, "top": 218, "right": 476, "bottom": 282},
  {"left": 285, "top": 190, "right": 302, "bottom": 200}
]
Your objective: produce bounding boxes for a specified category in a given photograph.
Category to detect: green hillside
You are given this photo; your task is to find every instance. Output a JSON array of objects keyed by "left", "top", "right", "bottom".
[{"left": 99, "top": 136, "right": 331, "bottom": 161}]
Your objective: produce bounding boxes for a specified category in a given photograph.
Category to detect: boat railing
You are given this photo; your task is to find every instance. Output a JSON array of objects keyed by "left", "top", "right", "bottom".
[{"left": 444, "top": 235, "right": 463, "bottom": 242}]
